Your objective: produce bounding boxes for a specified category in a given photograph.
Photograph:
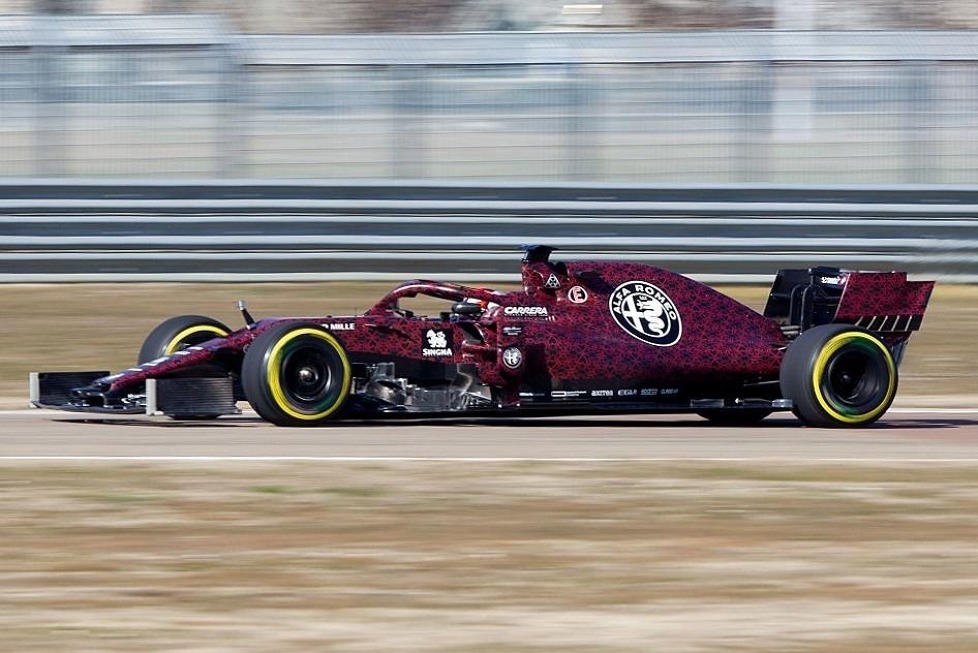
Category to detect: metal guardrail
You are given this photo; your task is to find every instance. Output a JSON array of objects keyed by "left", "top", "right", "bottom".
[
  {"left": 1, "top": 181, "right": 976, "bottom": 283},
  {"left": 244, "top": 31, "right": 978, "bottom": 66}
]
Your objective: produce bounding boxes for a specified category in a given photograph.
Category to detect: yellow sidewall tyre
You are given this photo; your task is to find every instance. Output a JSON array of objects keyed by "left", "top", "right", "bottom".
[
  {"left": 137, "top": 315, "right": 231, "bottom": 365},
  {"left": 780, "top": 324, "right": 897, "bottom": 428},
  {"left": 241, "top": 323, "right": 352, "bottom": 427}
]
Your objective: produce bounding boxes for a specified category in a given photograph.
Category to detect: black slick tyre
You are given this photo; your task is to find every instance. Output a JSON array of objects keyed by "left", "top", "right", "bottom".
[
  {"left": 138, "top": 315, "right": 231, "bottom": 364},
  {"left": 137, "top": 315, "right": 233, "bottom": 420},
  {"left": 241, "top": 322, "right": 352, "bottom": 427},
  {"left": 780, "top": 324, "right": 897, "bottom": 428}
]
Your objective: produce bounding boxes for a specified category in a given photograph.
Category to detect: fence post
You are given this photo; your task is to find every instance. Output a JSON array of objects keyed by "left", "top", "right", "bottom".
[
  {"left": 391, "top": 65, "right": 427, "bottom": 179},
  {"left": 216, "top": 43, "right": 243, "bottom": 178},
  {"left": 564, "top": 61, "right": 595, "bottom": 181},
  {"left": 903, "top": 61, "right": 933, "bottom": 184},
  {"left": 31, "top": 15, "right": 65, "bottom": 177},
  {"left": 736, "top": 61, "right": 773, "bottom": 183}
]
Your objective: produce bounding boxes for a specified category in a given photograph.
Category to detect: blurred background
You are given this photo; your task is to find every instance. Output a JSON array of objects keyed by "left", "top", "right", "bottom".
[
  {"left": 0, "top": 0, "right": 976, "bottom": 183},
  {"left": 4, "top": 8, "right": 976, "bottom": 652}
]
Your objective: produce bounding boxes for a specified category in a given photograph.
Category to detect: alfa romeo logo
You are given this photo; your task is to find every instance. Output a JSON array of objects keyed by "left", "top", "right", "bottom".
[
  {"left": 502, "top": 347, "right": 523, "bottom": 369},
  {"left": 608, "top": 281, "right": 682, "bottom": 347}
]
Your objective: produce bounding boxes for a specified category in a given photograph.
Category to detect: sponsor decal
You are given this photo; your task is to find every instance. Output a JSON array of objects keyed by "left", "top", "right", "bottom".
[
  {"left": 502, "top": 347, "right": 523, "bottom": 369},
  {"left": 422, "top": 329, "right": 453, "bottom": 357},
  {"left": 323, "top": 322, "right": 355, "bottom": 331},
  {"left": 608, "top": 281, "right": 682, "bottom": 347},
  {"left": 819, "top": 275, "right": 845, "bottom": 286},
  {"left": 591, "top": 389, "right": 613, "bottom": 398},
  {"left": 617, "top": 388, "right": 637, "bottom": 397},
  {"left": 503, "top": 306, "right": 549, "bottom": 318},
  {"left": 545, "top": 273, "right": 561, "bottom": 289},
  {"left": 502, "top": 325, "right": 524, "bottom": 337},
  {"left": 567, "top": 285, "right": 589, "bottom": 304},
  {"left": 638, "top": 387, "right": 679, "bottom": 397},
  {"left": 552, "top": 390, "right": 588, "bottom": 399}
]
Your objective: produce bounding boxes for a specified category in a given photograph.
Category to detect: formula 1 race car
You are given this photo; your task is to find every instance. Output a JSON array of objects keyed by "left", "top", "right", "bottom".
[{"left": 31, "top": 246, "right": 933, "bottom": 428}]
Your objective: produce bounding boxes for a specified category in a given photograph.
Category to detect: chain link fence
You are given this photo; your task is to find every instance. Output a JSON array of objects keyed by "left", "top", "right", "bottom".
[{"left": 0, "top": 16, "right": 976, "bottom": 183}]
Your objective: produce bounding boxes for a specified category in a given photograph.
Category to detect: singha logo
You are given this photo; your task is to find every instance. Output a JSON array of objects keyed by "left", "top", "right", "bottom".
[
  {"left": 423, "top": 329, "right": 452, "bottom": 357},
  {"left": 426, "top": 330, "right": 448, "bottom": 349}
]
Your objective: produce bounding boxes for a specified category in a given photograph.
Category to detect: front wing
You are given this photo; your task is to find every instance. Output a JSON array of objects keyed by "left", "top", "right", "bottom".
[{"left": 30, "top": 371, "right": 239, "bottom": 418}]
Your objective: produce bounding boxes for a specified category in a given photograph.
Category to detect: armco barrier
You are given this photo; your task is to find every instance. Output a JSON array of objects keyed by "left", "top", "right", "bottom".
[{"left": 1, "top": 181, "right": 976, "bottom": 283}]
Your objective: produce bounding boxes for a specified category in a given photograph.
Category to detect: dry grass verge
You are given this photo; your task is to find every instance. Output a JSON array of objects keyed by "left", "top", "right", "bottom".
[
  {"left": 1, "top": 283, "right": 975, "bottom": 408},
  {"left": 2, "top": 461, "right": 977, "bottom": 652}
]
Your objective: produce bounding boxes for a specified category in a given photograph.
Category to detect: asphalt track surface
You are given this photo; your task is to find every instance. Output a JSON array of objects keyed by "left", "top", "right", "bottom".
[{"left": 2, "top": 408, "right": 978, "bottom": 461}]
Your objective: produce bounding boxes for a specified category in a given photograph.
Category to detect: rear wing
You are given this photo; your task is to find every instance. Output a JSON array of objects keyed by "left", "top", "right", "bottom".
[{"left": 764, "top": 267, "right": 934, "bottom": 337}]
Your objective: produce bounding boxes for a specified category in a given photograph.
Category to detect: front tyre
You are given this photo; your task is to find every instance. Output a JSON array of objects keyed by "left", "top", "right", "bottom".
[
  {"left": 137, "top": 315, "right": 234, "bottom": 420},
  {"left": 780, "top": 324, "right": 897, "bottom": 428},
  {"left": 241, "top": 323, "right": 352, "bottom": 426},
  {"left": 138, "top": 314, "right": 231, "bottom": 364}
]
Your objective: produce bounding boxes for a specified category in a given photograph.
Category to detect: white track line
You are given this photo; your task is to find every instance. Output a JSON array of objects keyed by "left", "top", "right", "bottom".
[
  {"left": 2, "top": 456, "right": 978, "bottom": 463},
  {"left": 889, "top": 407, "right": 978, "bottom": 414}
]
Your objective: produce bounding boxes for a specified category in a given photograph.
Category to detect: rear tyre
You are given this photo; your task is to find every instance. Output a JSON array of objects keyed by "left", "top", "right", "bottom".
[
  {"left": 241, "top": 323, "right": 352, "bottom": 427},
  {"left": 138, "top": 315, "right": 231, "bottom": 364},
  {"left": 697, "top": 409, "right": 771, "bottom": 426},
  {"left": 780, "top": 324, "right": 897, "bottom": 428}
]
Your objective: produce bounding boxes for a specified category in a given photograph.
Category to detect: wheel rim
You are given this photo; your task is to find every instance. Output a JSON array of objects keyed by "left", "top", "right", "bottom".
[
  {"left": 828, "top": 347, "right": 875, "bottom": 401},
  {"left": 280, "top": 343, "right": 339, "bottom": 409}
]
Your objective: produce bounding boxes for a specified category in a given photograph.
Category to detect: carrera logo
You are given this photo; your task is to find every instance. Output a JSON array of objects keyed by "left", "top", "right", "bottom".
[
  {"left": 503, "top": 306, "right": 549, "bottom": 317},
  {"left": 608, "top": 281, "right": 682, "bottom": 347}
]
